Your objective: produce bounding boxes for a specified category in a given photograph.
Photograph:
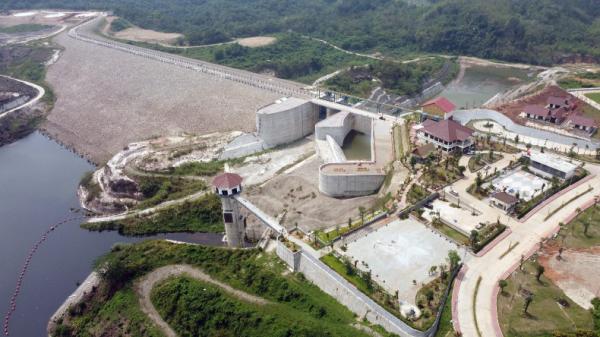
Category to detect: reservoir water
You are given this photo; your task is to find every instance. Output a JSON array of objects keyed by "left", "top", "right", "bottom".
[
  {"left": 342, "top": 130, "right": 371, "bottom": 160},
  {"left": 436, "top": 64, "right": 535, "bottom": 109},
  {"left": 0, "top": 132, "right": 223, "bottom": 336}
]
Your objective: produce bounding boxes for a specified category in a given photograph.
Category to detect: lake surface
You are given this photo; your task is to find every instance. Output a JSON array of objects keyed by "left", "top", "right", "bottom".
[
  {"left": 436, "top": 64, "right": 536, "bottom": 109},
  {"left": 0, "top": 132, "right": 224, "bottom": 336}
]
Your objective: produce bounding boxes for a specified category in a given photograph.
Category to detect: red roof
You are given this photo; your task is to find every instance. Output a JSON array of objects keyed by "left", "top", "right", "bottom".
[
  {"left": 547, "top": 96, "right": 570, "bottom": 107},
  {"left": 422, "top": 97, "right": 456, "bottom": 114},
  {"left": 212, "top": 173, "right": 243, "bottom": 189},
  {"left": 568, "top": 114, "right": 596, "bottom": 128},
  {"left": 420, "top": 119, "right": 474, "bottom": 143},
  {"left": 523, "top": 105, "right": 549, "bottom": 117}
]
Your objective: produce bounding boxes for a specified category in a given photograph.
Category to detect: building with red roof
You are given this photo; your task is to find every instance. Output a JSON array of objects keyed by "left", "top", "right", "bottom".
[
  {"left": 421, "top": 97, "right": 456, "bottom": 117},
  {"left": 212, "top": 173, "right": 243, "bottom": 196},
  {"left": 566, "top": 114, "right": 597, "bottom": 133},
  {"left": 416, "top": 118, "right": 474, "bottom": 153}
]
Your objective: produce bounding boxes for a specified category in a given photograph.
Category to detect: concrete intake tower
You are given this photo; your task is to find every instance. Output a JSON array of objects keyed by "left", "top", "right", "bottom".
[{"left": 212, "top": 173, "right": 245, "bottom": 248}]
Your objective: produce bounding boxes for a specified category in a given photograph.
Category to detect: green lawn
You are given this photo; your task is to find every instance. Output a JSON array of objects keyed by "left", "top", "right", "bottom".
[
  {"left": 52, "top": 241, "right": 373, "bottom": 337},
  {"left": 559, "top": 203, "right": 600, "bottom": 249},
  {"left": 585, "top": 93, "right": 600, "bottom": 105},
  {"left": 432, "top": 220, "right": 469, "bottom": 246},
  {"left": 498, "top": 261, "right": 594, "bottom": 337}
]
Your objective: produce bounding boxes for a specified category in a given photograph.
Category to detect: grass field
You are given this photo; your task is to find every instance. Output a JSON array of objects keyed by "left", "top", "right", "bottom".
[
  {"left": 497, "top": 261, "right": 593, "bottom": 337},
  {"left": 585, "top": 93, "right": 600, "bottom": 105},
  {"left": 52, "top": 241, "right": 374, "bottom": 337},
  {"left": 498, "top": 204, "right": 600, "bottom": 337}
]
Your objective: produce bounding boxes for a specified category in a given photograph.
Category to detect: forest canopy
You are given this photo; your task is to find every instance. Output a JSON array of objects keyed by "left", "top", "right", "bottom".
[{"left": 3, "top": 0, "right": 599, "bottom": 65}]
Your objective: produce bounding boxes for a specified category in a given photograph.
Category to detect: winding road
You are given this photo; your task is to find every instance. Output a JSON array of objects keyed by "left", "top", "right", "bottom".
[
  {"left": 454, "top": 159, "right": 600, "bottom": 337},
  {"left": 0, "top": 75, "right": 45, "bottom": 120},
  {"left": 135, "top": 264, "right": 269, "bottom": 337}
]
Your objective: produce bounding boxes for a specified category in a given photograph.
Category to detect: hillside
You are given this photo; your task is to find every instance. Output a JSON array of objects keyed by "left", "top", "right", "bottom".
[{"left": 3, "top": 0, "right": 600, "bottom": 65}]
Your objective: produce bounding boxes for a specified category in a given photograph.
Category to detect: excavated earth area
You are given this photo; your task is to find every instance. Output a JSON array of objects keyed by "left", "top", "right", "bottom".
[
  {"left": 44, "top": 31, "right": 281, "bottom": 163},
  {"left": 245, "top": 156, "right": 378, "bottom": 232},
  {"left": 539, "top": 244, "right": 600, "bottom": 309}
]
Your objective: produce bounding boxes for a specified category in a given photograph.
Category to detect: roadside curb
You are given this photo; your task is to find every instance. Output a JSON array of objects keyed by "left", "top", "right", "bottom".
[
  {"left": 451, "top": 265, "right": 468, "bottom": 335},
  {"left": 519, "top": 174, "right": 594, "bottom": 223}
]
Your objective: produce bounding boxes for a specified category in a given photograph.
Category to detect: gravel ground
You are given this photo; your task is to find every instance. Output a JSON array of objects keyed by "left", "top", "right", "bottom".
[
  {"left": 44, "top": 31, "right": 281, "bottom": 163},
  {"left": 244, "top": 156, "right": 378, "bottom": 232}
]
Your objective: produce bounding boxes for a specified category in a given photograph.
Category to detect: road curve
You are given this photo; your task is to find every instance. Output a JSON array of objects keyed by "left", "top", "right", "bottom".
[
  {"left": 0, "top": 75, "right": 45, "bottom": 120},
  {"left": 454, "top": 163, "right": 600, "bottom": 337},
  {"left": 135, "top": 264, "right": 269, "bottom": 337}
]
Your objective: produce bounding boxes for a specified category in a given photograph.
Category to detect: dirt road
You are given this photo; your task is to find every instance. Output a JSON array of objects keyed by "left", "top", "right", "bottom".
[{"left": 135, "top": 264, "right": 269, "bottom": 337}]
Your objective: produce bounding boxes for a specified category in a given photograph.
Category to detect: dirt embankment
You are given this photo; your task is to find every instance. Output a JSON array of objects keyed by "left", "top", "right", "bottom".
[{"left": 44, "top": 30, "right": 280, "bottom": 164}]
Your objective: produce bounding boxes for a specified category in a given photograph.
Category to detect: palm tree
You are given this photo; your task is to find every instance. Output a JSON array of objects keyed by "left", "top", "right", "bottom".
[
  {"left": 523, "top": 293, "right": 534, "bottom": 315},
  {"left": 499, "top": 280, "right": 508, "bottom": 294},
  {"left": 583, "top": 220, "right": 591, "bottom": 236},
  {"left": 469, "top": 230, "right": 479, "bottom": 250},
  {"left": 536, "top": 265, "right": 545, "bottom": 282},
  {"left": 358, "top": 206, "right": 366, "bottom": 225}
]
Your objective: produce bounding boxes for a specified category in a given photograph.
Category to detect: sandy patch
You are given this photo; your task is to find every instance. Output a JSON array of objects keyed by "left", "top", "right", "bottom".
[
  {"left": 44, "top": 13, "right": 65, "bottom": 18},
  {"left": 540, "top": 245, "right": 600, "bottom": 309},
  {"left": 13, "top": 12, "right": 37, "bottom": 17},
  {"left": 237, "top": 36, "right": 277, "bottom": 48},
  {"left": 114, "top": 27, "right": 183, "bottom": 44}
]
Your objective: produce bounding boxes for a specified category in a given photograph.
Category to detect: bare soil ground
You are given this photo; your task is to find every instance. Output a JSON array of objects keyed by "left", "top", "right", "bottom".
[
  {"left": 237, "top": 36, "right": 277, "bottom": 48},
  {"left": 244, "top": 156, "right": 378, "bottom": 232},
  {"left": 115, "top": 28, "right": 182, "bottom": 45},
  {"left": 44, "top": 31, "right": 280, "bottom": 163},
  {"left": 539, "top": 243, "right": 600, "bottom": 309}
]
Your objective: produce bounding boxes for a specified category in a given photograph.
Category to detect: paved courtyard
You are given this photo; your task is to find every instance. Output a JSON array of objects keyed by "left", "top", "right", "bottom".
[
  {"left": 340, "top": 218, "right": 468, "bottom": 305},
  {"left": 422, "top": 199, "right": 482, "bottom": 235},
  {"left": 492, "top": 169, "right": 548, "bottom": 201}
]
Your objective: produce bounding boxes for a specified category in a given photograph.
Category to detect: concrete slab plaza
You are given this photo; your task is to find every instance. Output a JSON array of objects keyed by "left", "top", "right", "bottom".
[
  {"left": 340, "top": 218, "right": 468, "bottom": 305},
  {"left": 422, "top": 199, "right": 481, "bottom": 235},
  {"left": 491, "top": 169, "right": 548, "bottom": 201}
]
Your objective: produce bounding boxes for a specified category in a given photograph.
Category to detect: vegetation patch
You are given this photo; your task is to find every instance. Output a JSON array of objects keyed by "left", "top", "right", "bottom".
[
  {"left": 497, "top": 261, "right": 594, "bottom": 337},
  {"left": 407, "top": 183, "right": 430, "bottom": 205},
  {"left": 0, "top": 24, "right": 53, "bottom": 34},
  {"left": 82, "top": 193, "right": 223, "bottom": 235},
  {"left": 51, "top": 240, "right": 372, "bottom": 337},
  {"left": 585, "top": 93, "right": 600, "bottom": 105},
  {"left": 431, "top": 218, "right": 469, "bottom": 246},
  {"left": 133, "top": 175, "right": 207, "bottom": 209}
]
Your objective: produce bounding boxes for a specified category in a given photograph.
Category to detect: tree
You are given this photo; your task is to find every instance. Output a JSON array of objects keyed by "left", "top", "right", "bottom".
[
  {"left": 514, "top": 135, "right": 520, "bottom": 144},
  {"left": 499, "top": 280, "right": 508, "bottom": 294},
  {"left": 447, "top": 250, "right": 461, "bottom": 270},
  {"left": 344, "top": 258, "right": 355, "bottom": 276},
  {"left": 425, "top": 289, "right": 435, "bottom": 306},
  {"left": 536, "top": 264, "right": 545, "bottom": 282},
  {"left": 519, "top": 255, "right": 525, "bottom": 271},
  {"left": 469, "top": 230, "right": 479, "bottom": 250},
  {"left": 348, "top": 217, "right": 352, "bottom": 229},
  {"left": 358, "top": 206, "right": 366, "bottom": 224},
  {"left": 523, "top": 293, "right": 534, "bottom": 315},
  {"left": 429, "top": 265, "right": 438, "bottom": 276},
  {"left": 583, "top": 220, "right": 591, "bottom": 236},
  {"left": 558, "top": 247, "right": 564, "bottom": 260},
  {"left": 488, "top": 149, "right": 494, "bottom": 161}
]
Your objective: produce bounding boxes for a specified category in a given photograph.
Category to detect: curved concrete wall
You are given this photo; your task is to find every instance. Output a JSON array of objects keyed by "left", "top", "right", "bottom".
[
  {"left": 319, "top": 170, "right": 385, "bottom": 197},
  {"left": 315, "top": 110, "right": 354, "bottom": 145},
  {"left": 451, "top": 109, "right": 600, "bottom": 149},
  {"left": 257, "top": 97, "right": 319, "bottom": 147}
]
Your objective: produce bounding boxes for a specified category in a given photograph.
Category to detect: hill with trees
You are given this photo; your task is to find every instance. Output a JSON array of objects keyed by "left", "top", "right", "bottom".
[{"left": 3, "top": 0, "right": 599, "bottom": 65}]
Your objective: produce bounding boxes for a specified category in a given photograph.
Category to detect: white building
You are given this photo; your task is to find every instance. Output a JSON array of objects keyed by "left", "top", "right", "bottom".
[{"left": 526, "top": 151, "right": 578, "bottom": 180}]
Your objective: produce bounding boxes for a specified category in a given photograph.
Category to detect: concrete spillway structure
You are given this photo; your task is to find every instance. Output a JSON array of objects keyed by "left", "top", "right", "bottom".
[
  {"left": 318, "top": 117, "right": 393, "bottom": 197},
  {"left": 257, "top": 97, "right": 319, "bottom": 148}
]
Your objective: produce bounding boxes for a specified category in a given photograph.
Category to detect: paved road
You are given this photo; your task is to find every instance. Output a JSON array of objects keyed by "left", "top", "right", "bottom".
[
  {"left": 454, "top": 160, "right": 600, "bottom": 337},
  {"left": 0, "top": 75, "right": 45, "bottom": 119}
]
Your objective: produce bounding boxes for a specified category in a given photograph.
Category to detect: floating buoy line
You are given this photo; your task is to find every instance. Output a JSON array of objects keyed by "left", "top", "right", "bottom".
[{"left": 3, "top": 216, "right": 87, "bottom": 336}]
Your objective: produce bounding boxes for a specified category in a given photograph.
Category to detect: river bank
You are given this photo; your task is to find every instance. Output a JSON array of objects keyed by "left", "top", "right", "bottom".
[{"left": 0, "top": 132, "right": 225, "bottom": 336}]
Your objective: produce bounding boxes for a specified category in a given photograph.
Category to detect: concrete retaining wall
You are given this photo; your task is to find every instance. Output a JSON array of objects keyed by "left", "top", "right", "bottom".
[
  {"left": 276, "top": 240, "right": 301, "bottom": 272},
  {"left": 319, "top": 172, "right": 385, "bottom": 197},
  {"left": 257, "top": 98, "right": 319, "bottom": 147},
  {"left": 326, "top": 135, "right": 347, "bottom": 163},
  {"left": 315, "top": 110, "right": 353, "bottom": 145},
  {"left": 353, "top": 113, "right": 372, "bottom": 135}
]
